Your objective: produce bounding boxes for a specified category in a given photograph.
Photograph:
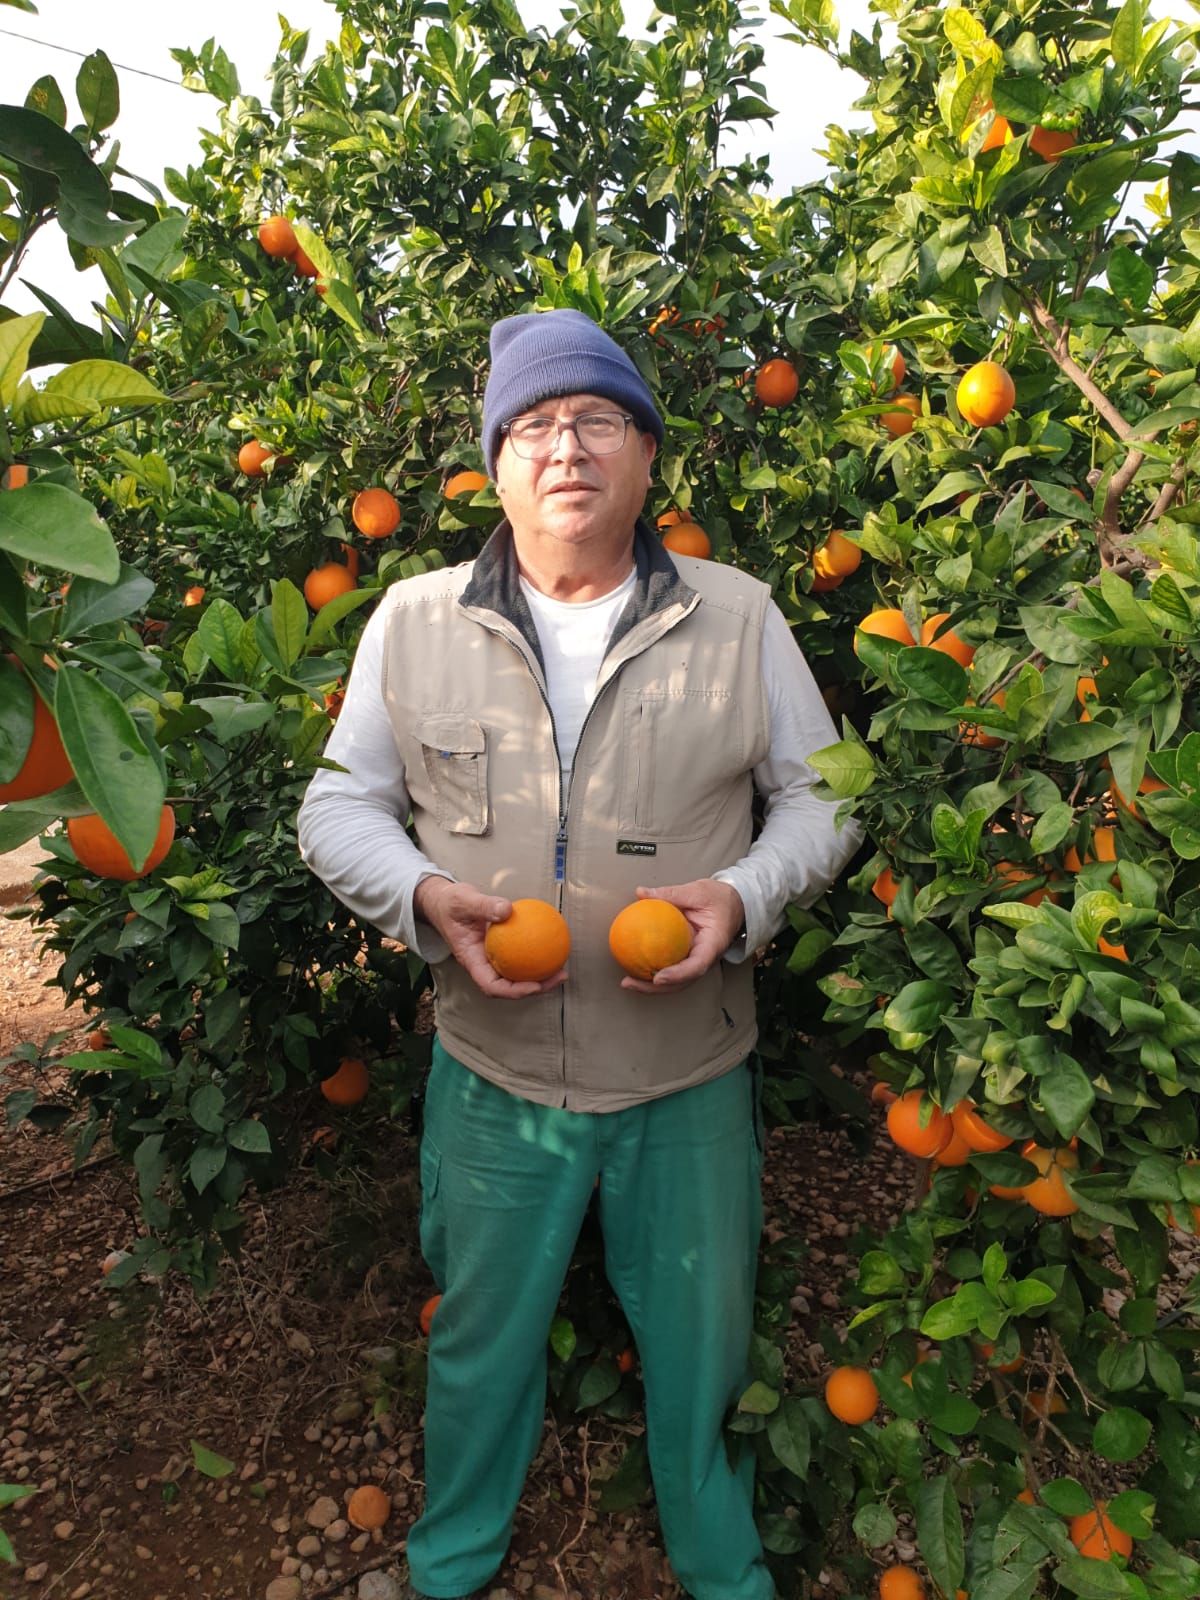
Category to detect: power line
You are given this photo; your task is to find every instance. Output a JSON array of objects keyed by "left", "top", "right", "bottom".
[{"left": 0, "top": 25, "right": 192, "bottom": 90}]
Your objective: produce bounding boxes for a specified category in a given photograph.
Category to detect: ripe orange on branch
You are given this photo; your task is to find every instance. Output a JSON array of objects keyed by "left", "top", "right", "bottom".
[
  {"left": 814, "top": 530, "right": 862, "bottom": 582},
  {"left": 304, "top": 563, "right": 357, "bottom": 610},
  {"left": 237, "top": 440, "right": 292, "bottom": 477},
  {"left": 980, "top": 113, "right": 1013, "bottom": 151},
  {"left": 754, "top": 358, "right": 799, "bottom": 408},
  {"left": 352, "top": 487, "right": 401, "bottom": 539},
  {"left": 183, "top": 585, "right": 206, "bottom": 607},
  {"left": 258, "top": 215, "right": 298, "bottom": 257},
  {"left": 956, "top": 361, "right": 1016, "bottom": 428},
  {"left": 1030, "top": 125, "right": 1078, "bottom": 162},
  {"left": 0, "top": 659, "right": 74, "bottom": 802},
  {"left": 824, "top": 1365, "right": 879, "bottom": 1424},
  {"left": 921, "top": 612, "right": 975, "bottom": 668},
  {"left": 608, "top": 898, "right": 692, "bottom": 979},
  {"left": 855, "top": 608, "right": 914, "bottom": 654},
  {"left": 444, "top": 469, "right": 489, "bottom": 499},
  {"left": 878, "top": 1567, "right": 925, "bottom": 1600},
  {"left": 661, "top": 521, "right": 711, "bottom": 558},
  {"left": 879, "top": 393, "right": 921, "bottom": 436},
  {"left": 320, "top": 1056, "right": 369, "bottom": 1106},
  {"left": 67, "top": 804, "right": 176, "bottom": 881},
  {"left": 867, "top": 343, "right": 905, "bottom": 393},
  {"left": 952, "top": 1102, "right": 1014, "bottom": 1152},
  {"left": 887, "top": 1091, "right": 953, "bottom": 1158},
  {"left": 1020, "top": 1142, "right": 1080, "bottom": 1215},
  {"left": 485, "top": 898, "right": 571, "bottom": 982},
  {"left": 292, "top": 246, "right": 319, "bottom": 278},
  {"left": 1069, "top": 1504, "right": 1132, "bottom": 1560}
]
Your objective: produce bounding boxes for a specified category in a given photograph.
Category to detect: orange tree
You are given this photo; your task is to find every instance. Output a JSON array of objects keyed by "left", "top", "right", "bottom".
[{"left": 4, "top": 0, "right": 1200, "bottom": 1593}]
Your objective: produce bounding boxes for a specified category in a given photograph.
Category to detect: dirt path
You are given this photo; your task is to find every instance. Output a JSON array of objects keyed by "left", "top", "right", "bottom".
[{"left": 0, "top": 897, "right": 909, "bottom": 1600}]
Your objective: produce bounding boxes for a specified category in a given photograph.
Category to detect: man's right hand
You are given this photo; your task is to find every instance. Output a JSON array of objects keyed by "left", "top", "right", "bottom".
[{"left": 413, "top": 875, "right": 568, "bottom": 999}]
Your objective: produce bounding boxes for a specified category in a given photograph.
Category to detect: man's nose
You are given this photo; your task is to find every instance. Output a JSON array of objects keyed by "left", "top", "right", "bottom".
[{"left": 550, "top": 420, "right": 588, "bottom": 460}]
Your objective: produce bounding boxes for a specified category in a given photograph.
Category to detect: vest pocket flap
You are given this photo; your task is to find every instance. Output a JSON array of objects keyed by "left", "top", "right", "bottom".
[
  {"left": 415, "top": 714, "right": 489, "bottom": 835},
  {"left": 414, "top": 713, "right": 487, "bottom": 756}
]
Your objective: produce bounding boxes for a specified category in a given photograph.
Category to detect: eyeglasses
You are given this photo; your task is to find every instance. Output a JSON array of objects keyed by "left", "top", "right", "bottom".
[{"left": 501, "top": 411, "right": 636, "bottom": 459}]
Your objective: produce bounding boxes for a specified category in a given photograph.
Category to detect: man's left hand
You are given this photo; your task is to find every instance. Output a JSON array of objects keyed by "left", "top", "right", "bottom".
[{"left": 620, "top": 879, "right": 745, "bottom": 994}]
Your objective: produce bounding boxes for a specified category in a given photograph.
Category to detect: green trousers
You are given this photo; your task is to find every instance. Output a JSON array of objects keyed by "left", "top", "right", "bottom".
[{"left": 405, "top": 1037, "right": 775, "bottom": 1600}]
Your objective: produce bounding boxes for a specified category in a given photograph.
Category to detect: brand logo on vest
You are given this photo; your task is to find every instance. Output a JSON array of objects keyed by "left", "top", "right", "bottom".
[{"left": 616, "top": 839, "right": 657, "bottom": 856}]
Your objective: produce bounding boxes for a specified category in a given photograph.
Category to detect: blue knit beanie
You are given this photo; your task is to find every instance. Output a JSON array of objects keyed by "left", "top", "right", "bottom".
[{"left": 482, "top": 309, "right": 664, "bottom": 477}]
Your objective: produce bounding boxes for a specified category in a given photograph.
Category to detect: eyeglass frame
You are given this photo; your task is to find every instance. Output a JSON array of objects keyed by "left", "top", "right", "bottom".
[{"left": 499, "top": 409, "right": 639, "bottom": 459}]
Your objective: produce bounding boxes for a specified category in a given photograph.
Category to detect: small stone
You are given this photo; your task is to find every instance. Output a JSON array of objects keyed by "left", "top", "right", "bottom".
[
  {"left": 266, "top": 1580, "right": 303, "bottom": 1600},
  {"left": 297, "top": 1536, "right": 322, "bottom": 1558},
  {"left": 358, "top": 1573, "right": 404, "bottom": 1600},
  {"left": 53, "top": 1519, "right": 75, "bottom": 1540},
  {"left": 306, "top": 1494, "right": 340, "bottom": 1529}
]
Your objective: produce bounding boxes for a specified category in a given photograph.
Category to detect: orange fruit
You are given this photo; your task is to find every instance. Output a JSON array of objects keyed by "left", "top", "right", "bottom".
[
  {"left": 237, "top": 440, "right": 292, "bottom": 477},
  {"left": 1020, "top": 1142, "right": 1079, "bottom": 1216},
  {"left": 824, "top": 1365, "right": 879, "bottom": 1424},
  {"left": 258, "top": 215, "right": 297, "bottom": 257},
  {"left": 980, "top": 113, "right": 1013, "bottom": 151},
  {"left": 868, "top": 343, "right": 906, "bottom": 394},
  {"left": 975, "top": 1340, "right": 1024, "bottom": 1374},
  {"left": 887, "top": 1091, "right": 953, "bottom": 1158},
  {"left": 814, "top": 530, "right": 862, "bottom": 581},
  {"left": 420, "top": 1293, "right": 442, "bottom": 1335},
  {"left": 485, "top": 898, "right": 571, "bottom": 982},
  {"left": 1097, "top": 936, "right": 1128, "bottom": 960},
  {"left": 1016, "top": 1487, "right": 1036, "bottom": 1505},
  {"left": 880, "top": 394, "right": 922, "bottom": 436},
  {"left": 0, "top": 660, "right": 74, "bottom": 802},
  {"left": 959, "top": 689, "right": 1007, "bottom": 747},
  {"left": 952, "top": 1102, "right": 1013, "bottom": 1153},
  {"left": 68, "top": 804, "right": 175, "bottom": 881},
  {"left": 871, "top": 866, "right": 901, "bottom": 907},
  {"left": 931, "top": 1128, "right": 973, "bottom": 1167},
  {"left": 1076, "top": 675, "right": 1098, "bottom": 721},
  {"left": 1069, "top": 1504, "right": 1132, "bottom": 1560},
  {"left": 183, "top": 585, "right": 206, "bottom": 607},
  {"left": 921, "top": 613, "right": 974, "bottom": 668},
  {"left": 303, "top": 563, "right": 357, "bottom": 610},
  {"left": 444, "top": 469, "right": 489, "bottom": 499},
  {"left": 340, "top": 542, "right": 360, "bottom": 579},
  {"left": 1025, "top": 1387, "right": 1069, "bottom": 1419},
  {"left": 992, "top": 861, "right": 1056, "bottom": 908},
  {"left": 855, "top": 608, "right": 915, "bottom": 654},
  {"left": 346, "top": 1484, "right": 391, "bottom": 1531},
  {"left": 101, "top": 1249, "right": 130, "bottom": 1276},
  {"left": 352, "top": 487, "right": 401, "bottom": 540},
  {"left": 871, "top": 1081, "right": 899, "bottom": 1106},
  {"left": 3, "top": 463, "right": 29, "bottom": 489},
  {"left": 1030, "top": 126, "right": 1078, "bottom": 162},
  {"left": 956, "top": 361, "right": 1016, "bottom": 428},
  {"left": 754, "top": 358, "right": 799, "bottom": 407},
  {"left": 88, "top": 1028, "right": 111, "bottom": 1051},
  {"left": 661, "top": 522, "right": 711, "bottom": 559},
  {"left": 320, "top": 1056, "right": 369, "bottom": 1106},
  {"left": 878, "top": 1568, "right": 924, "bottom": 1600},
  {"left": 1063, "top": 826, "right": 1117, "bottom": 873},
  {"left": 608, "top": 898, "right": 693, "bottom": 980},
  {"left": 292, "top": 245, "right": 319, "bottom": 278},
  {"left": 616, "top": 1347, "right": 636, "bottom": 1374}
]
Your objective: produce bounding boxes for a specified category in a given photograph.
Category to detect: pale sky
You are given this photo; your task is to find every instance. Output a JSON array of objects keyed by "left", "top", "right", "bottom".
[{"left": 0, "top": 0, "right": 875, "bottom": 318}]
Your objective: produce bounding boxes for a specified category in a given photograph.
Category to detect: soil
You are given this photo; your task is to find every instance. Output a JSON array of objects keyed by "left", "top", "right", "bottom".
[{"left": 2, "top": 891, "right": 1197, "bottom": 1600}]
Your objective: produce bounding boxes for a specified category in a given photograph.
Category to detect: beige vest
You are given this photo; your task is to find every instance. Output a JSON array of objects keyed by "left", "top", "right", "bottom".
[{"left": 381, "top": 522, "right": 772, "bottom": 1112}]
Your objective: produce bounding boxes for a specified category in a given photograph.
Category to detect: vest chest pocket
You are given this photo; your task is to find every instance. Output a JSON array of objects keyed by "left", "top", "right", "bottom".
[
  {"left": 415, "top": 713, "right": 490, "bottom": 835},
  {"left": 617, "top": 689, "right": 744, "bottom": 840}
]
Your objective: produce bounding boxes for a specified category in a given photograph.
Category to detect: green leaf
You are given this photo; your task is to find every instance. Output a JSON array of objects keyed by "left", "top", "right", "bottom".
[
  {"left": 1039, "top": 1055, "right": 1096, "bottom": 1138},
  {"left": 0, "top": 311, "right": 44, "bottom": 408},
  {"left": 196, "top": 600, "right": 246, "bottom": 680},
  {"left": 227, "top": 1118, "right": 270, "bottom": 1155},
  {"left": 991, "top": 76, "right": 1050, "bottom": 123},
  {"left": 915, "top": 1474, "right": 965, "bottom": 1598},
  {"left": 61, "top": 564, "right": 154, "bottom": 631},
  {"left": 14, "top": 360, "right": 168, "bottom": 426},
  {"left": 576, "top": 1360, "right": 620, "bottom": 1410},
  {"left": 76, "top": 50, "right": 120, "bottom": 135},
  {"left": 190, "top": 1441, "right": 235, "bottom": 1479},
  {"left": 548, "top": 1315, "right": 576, "bottom": 1362},
  {"left": 0, "top": 482, "right": 118, "bottom": 581},
  {"left": 594, "top": 1436, "right": 650, "bottom": 1513},
  {"left": 1092, "top": 1406, "right": 1152, "bottom": 1462},
  {"left": 1053, "top": 1553, "right": 1135, "bottom": 1597},
  {"left": 188, "top": 1141, "right": 226, "bottom": 1195},
  {"left": 883, "top": 980, "right": 955, "bottom": 1050},
  {"left": 806, "top": 739, "right": 876, "bottom": 798},
  {"left": 1107, "top": 246, "right": 1153, "bottom": 308},
  {"left": 894, "top": 646, "right": 970, "bottom": 709},
  {"left": 0, "top": 655, "right": 35, "bottom": 785},
  {"left": 1110, "top": 0, "right": 1146, "bottom": 74},
  {"left": 54, "top": 668, "right": 166, "bottom": 870},
  {"left": 1040, "top": 1477, "right": 1094, "bottom": 1517},
  {"left": 737, "top": 1380, "right": 780, "bottom": 1415},
  {"left": 270, "top": 578, "right": 308, "bottom": 670},
  {"left": 766, "top": 1398, "right": 811, "bottom": 1477},
  {"left": 853, "top": 1502, "right": 898, "bottom": 1548},
  {"left": 0, "top": 104, "right": 112, "bottom": 224},
  {"left": 189, "top": 1084, "right": 226, "bottom": 1135}
]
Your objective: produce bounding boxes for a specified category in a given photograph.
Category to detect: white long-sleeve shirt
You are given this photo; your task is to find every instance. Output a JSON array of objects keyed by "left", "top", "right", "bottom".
[{"left": 298, "top": 573, "right": 863, "bottom": 966}]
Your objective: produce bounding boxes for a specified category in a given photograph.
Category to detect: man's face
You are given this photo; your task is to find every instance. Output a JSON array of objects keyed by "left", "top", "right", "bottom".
[{"left": 494, "top": 392, "right": 656, "bottom": 556}]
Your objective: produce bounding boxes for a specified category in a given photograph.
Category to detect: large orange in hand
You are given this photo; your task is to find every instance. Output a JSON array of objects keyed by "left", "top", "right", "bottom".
[
  {"left": 352, "top": 487, "right": 401, "bottom": 539},
  {"left": 485, "top": 898, "right": 571, "bottom": 982},
  {"left": 0, "top": 660, "right": 74, "bottom": 802},
  {"left": 956, "top": 361, "right": 1016, "bottom": 428},
  {"left": 887, "top": 1090, "right": 953, "bottom": 1158},
  {"left": 608, "top": 898, "right": 692, "bottom": 980},
  {"left": 68, "top": 804, "right": 175, "bottom": 881}
]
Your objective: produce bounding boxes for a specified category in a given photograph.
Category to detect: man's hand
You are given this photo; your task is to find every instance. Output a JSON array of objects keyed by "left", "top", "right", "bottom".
[
  {"left": 619, "top": 879, "right": 745, "bottom": 994},
  {"left": 413, "top": 876, "right": 568, "bottom": 999}
]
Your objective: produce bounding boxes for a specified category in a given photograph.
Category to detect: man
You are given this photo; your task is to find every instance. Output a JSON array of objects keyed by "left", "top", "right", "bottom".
[{"left": 298, "top": 308, "right": 861, "bottom": 1600}]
